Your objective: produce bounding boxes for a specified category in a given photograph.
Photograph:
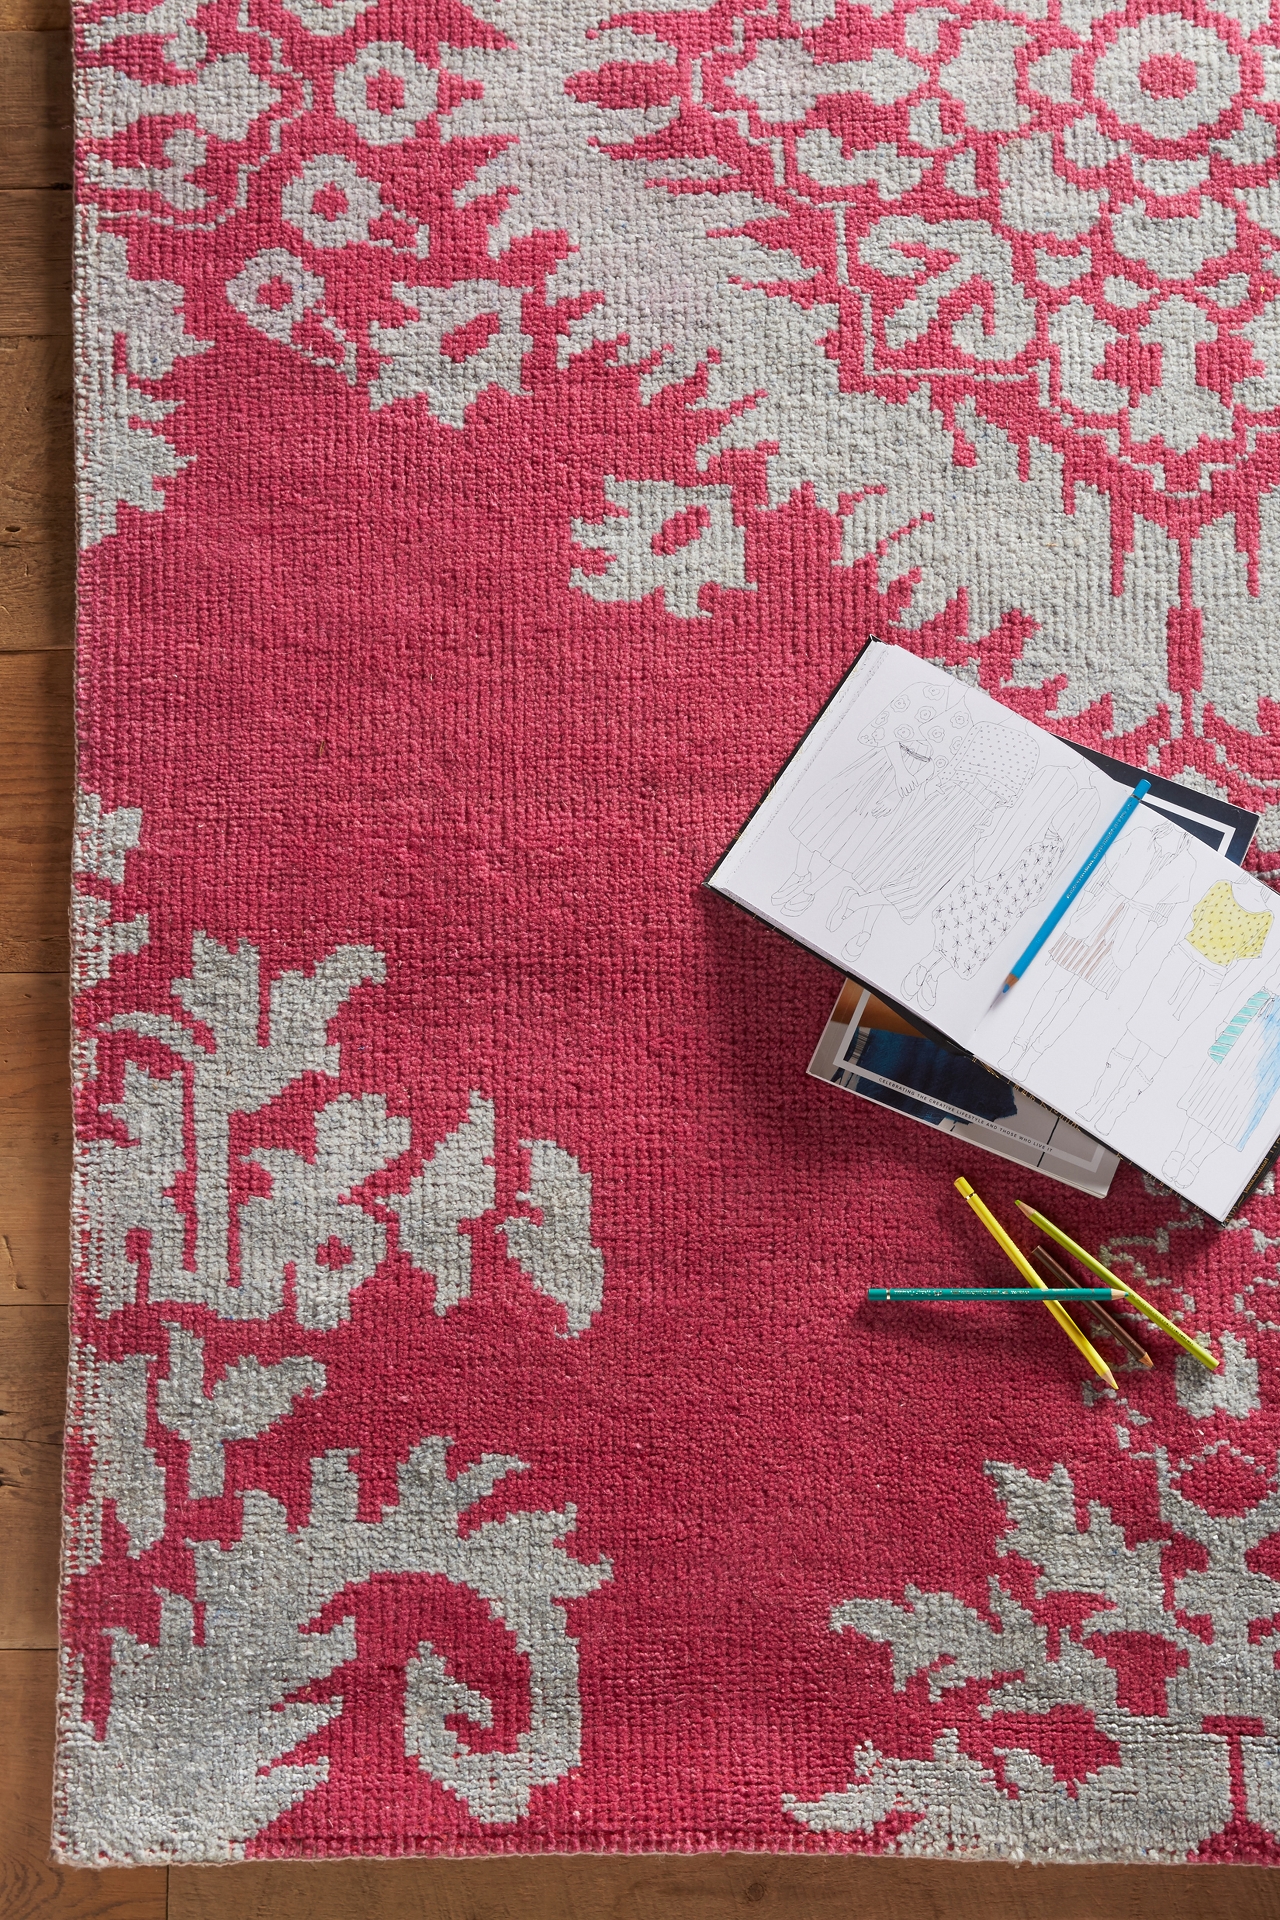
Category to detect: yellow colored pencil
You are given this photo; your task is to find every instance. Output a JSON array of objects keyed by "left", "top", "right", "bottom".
[
  {"left": 955, "top": 1178, "right": 1117, "bottom": 1390},
  {"left": 1015, "top": 1201, "right": 1218, "bottom": 1372}
]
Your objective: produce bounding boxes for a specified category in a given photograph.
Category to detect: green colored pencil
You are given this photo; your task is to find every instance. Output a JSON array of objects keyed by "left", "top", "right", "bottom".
[{"left": 868, "top": 1287, "right": 1126, "bottom": 1302}]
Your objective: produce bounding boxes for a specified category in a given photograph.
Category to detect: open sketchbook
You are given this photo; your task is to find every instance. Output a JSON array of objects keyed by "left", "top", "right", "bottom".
[{"left": 709, "top": 641, "right": 1280, "bottom": 1223}]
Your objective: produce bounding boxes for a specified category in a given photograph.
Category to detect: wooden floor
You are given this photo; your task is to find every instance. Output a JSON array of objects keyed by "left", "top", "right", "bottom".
[{"left": 2, "top": 23, "right": 1279, "bottom": 1920}]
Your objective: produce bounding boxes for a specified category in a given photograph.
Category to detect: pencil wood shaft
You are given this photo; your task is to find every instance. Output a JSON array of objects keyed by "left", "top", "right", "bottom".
[
  {"left": 954, "top": 1178, "right": 1118, "bottom": 1390},
  {"left": 1029, "top": 1246, "right": 1154, "bottom": 1369},
  {"left": 1016, "top": 1201, "right": 1218, "bottom": 1370}
]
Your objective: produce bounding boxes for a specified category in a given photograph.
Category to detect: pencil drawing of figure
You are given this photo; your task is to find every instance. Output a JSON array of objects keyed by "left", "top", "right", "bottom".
[
  {"left": 772, "top": 678, "right": 1038, "bottom": 962},
  {"left": 999, "top": 819, "right": 1197, "bottom": 1081},
  {"left": 1164, "top": 978, "right": 1280, "bottom": 1189},
  {"left": 771, "top": 678, "right": 969, "bottom": 917},
  {"left": 900, "top": 771, "right": 1099, "bottom": 1011},
  {"left": 1079, "top": 881, "right": 1274, "bottom": 1132}
]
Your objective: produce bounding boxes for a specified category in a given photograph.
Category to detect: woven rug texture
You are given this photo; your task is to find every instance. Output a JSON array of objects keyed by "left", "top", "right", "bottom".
[{"left": 60, "top": 0, "right": 1280, "bottom": 1866}]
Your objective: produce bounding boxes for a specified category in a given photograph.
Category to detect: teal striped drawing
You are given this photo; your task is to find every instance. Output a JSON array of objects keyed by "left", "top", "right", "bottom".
[{"left": 1209, "top": 992, "right": 1269, "bottom": 1065}]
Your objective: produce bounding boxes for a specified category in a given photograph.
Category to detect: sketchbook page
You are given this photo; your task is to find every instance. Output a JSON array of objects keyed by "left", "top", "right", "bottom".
[
  {"left": 708, "top": 641, "right": 1126, "bottom": 1048},
  {"left": 967, "top": 827, "right": 1280, "bottom": 1221}
]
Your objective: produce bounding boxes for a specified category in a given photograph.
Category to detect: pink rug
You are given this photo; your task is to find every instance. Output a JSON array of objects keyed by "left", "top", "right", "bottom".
[{"left": 60, "top": 0, "right": 1280, "bottom": 1865}]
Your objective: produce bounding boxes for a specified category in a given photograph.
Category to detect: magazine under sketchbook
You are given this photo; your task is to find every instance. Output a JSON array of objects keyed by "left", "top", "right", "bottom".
[
  {"left": 810, "top": 983, "right": 1126, "bottom": 1198},
  {"left": 708, "top": 640, "right": 1279, "bottom": 1223}
]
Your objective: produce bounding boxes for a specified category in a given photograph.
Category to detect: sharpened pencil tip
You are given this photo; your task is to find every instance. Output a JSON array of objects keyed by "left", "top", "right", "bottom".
[
  {"left": 1139, "top": 1355, "right": 1154, "bottom": 1368},
  {"left": 1101, "top": 1370, "right": 1118, "bottom": 1391}
]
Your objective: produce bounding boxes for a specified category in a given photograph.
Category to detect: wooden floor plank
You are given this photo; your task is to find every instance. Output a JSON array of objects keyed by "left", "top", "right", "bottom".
[
  {"left": 0, "top": 1651, "right": 167, "bottom": 1917},
  {"left": 167, "top": 1853, "right": 1280, "bottom": 1920},
  {"left": 0, "top": 973, "right": 71, "bottom": 1306},
  {"left": 0, "top": 31, "right": 72, "bottom": 188},
  {"left": 0, "top": 1438, "right": 60, "bottom": 1646},
  {"left": 0, "top": 1152, "right": 69, "bottom": 1306},
  {"left": 0, "top": 191, "right": 72, "bottom": 334},
  {"left": 0, "top": 538, "right": 75, "bottom": 652},
  {"left": 0, "top": 335, "right": 74, "bottom": 653},
  {"left": 0, "top": 1302, "right": 66, "bottom": 1445},
  {"left": 0, "top": 648, "right": 73, "bottom": 967},
  {"left": 0, "top": 0, "right": 70, "bottom": 27},
  {"left": 0, "top": 971, "right": 70, "bottom": 1100},
  {"left": 0, "top": 1310, "right": 67, "bottom": 1650}
]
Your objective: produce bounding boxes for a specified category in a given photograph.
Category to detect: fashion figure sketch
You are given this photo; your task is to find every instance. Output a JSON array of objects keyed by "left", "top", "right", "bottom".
[
  {"left": 771, "top": 678, "right": 1038, "bottom": 960},
  {"left": 1164, "top": 979, "right": 1280, "bottom": 1187},
  {"left": 1080, "top": 881, "right": 1274, "bottom": 1131},
  {"left": 901, "top": 769, "right": 1100, "bottom": 1010},
  {"left": 1000, "top": 819, "right": 1198, "bottom": 1080}
]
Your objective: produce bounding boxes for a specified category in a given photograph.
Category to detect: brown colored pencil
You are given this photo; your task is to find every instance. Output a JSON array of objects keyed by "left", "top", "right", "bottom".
[{"left": 1030, "top": 1245, "right": 1153, "bottom": 1369}]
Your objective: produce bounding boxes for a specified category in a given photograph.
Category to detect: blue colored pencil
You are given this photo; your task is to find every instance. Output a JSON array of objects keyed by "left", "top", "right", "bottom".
[
  {"left": 999, "top": 779, "right": 1152, "bottom": 995},
  {"left": 868, "top": 1287, "right": 1125, "bottom": 1302}
]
